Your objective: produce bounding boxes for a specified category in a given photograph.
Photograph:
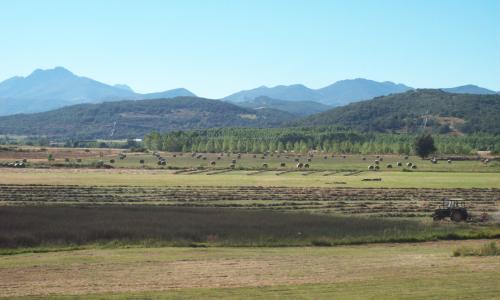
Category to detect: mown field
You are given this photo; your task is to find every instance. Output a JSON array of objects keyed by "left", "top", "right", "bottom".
[
  {"left": 1, "top": 240, "right": 499, "bottom": 299},
  {"left": 0, "top": 184, "right": 499, "bottom": 218},
  {"left": 1, "top": 146, "right": 499, "bottom": 172}
]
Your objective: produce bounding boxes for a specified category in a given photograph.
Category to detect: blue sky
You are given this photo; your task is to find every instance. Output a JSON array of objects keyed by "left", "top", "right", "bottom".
[{"left": 0, "top": 0, "right": 499, "bottom": 98}]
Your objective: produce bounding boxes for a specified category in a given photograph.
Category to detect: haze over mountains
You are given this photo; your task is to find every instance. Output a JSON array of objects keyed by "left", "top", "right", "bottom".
[
  {"left": 223, "top": 79, "right": 413, "bottom": 106},
  {"left": 0, "top": 67, "right": 195, "bottom": 116}
]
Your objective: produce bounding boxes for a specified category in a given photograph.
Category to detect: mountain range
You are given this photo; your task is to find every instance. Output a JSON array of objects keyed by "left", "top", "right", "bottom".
[
  {"left": 1, "top": 89, "right": 499, "bottom": 139},
  {"left": 0, "top": 67, "right": 498, "bottom": 119},
  {"left": 223, "top": 79, "right": 413, "bottom": 106},
  {"left": 0, "top": 67, "right": 195, "bottom": 116}
]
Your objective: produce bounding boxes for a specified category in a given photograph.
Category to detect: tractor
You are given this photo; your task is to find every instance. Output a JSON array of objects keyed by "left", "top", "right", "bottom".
[{"left": 432, "top": 198, "right": 469, "bottom": 222}]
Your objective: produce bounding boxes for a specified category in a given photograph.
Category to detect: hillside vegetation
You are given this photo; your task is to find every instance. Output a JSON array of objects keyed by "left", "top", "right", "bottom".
[
  {"left": 0, "top": 97, "right": 294, "bottom": 139},
  {"left": 299, "top": 89, "right": 500, "bottom": 134},
  {"left": 236, "top": 96, "right": 331, "bottom": 116}
]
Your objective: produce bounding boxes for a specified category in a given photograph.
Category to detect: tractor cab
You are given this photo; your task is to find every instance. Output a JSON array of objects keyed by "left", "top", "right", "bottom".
[{"left": 433, "top": 198, "right": 469, "bottom": 222}]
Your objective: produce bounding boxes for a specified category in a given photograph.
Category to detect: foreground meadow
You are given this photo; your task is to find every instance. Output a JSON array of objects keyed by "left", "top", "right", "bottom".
[{"left": 1, "top": 240, "right": 499, "bottom": 299}]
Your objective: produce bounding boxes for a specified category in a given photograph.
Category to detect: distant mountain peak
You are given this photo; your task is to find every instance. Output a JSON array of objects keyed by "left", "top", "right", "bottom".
[
  {"left": 0, "top": 67, "right": 196, "bottom": 116},
  {"left": 29, "top": 66, "right": 75, "bottom": 78},
  {"left": 114, "top": 84, "right": 134, "bottom": 92},
  {"left": 224, "top": 78, "right": 413, "bottom": 106},
  {"left": 442, "top": 84, "right": 497, "bottom": 95}
]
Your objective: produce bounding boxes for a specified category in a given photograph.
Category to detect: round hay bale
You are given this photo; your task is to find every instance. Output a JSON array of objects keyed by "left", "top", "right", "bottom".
[
  {"left": 295, "top": 158, "right": 300, "bottom": 162},
  {"left": 202, "top": 157, "right": 207, "bottom": 160},
  {"left": 307, "top": 158, "right": 312, "bottom": 162},
  {"left": 22, "top": 159, "right": 27, "bottom": 163},
  {"left": 386, "top": 164, "right": 392, "bottom": 168},
  {"left": 296, "top": 162, "right": 304, "bottom": 168},
  {"left": 374, "top": 160, "right": 379, "bottom": 165},
  {"left": 252, "top": 154, "right": 257, "bottom": 158},
  {"left": 231, "top": 159, "right": 237, "bottom": 164},
  {"left": 362, "top": 157, "right": 366, "bottom": 161},
  {"left": 76, "top": 158, "right": 82, "bottom": 163},
  {"left": 64, "top": 158, "right": 70, "bottom": 162},
  {"left": 375, "top": 165, "right": 380, "bottom": 170},
  {"left": 229, "top": 164, "right": 235, "bottom": 169},
  {"left": 210, "top": 161, "right": 216, "bottom": 166},
  {"left": 262, "top": 163, "right": 268, "bottom": 168},
  {"left": 379, "top": 157, "right": 383, "bottom": 161},
  {"left": 217, "top": 156, "right": 221, "bottom": 160},
  {"left": 304, "top": 163, "right": 310, "bottom": 168},
  {"left": 447, "top": 159, "right": 452, "bottom": 164},
  {"left": 406, "top": 162, "right": 413, "bottom": 167},
  {"left": 404, "top": 156, "right": 409, "bottom": 160},
  {"left": 109, "top": 159, "right": 115, "bottom": 164},
  {"left": 280, "top": 162, "right": 286, "bottom": 167},
  {"left": 139, "top": 159, "right": 145, "bottom": 164},
  {"left": 368, "top": 165, "right": 374, "bottom": 170},
  {"left": 323, "top": 156, "right": 328, "bottom": 159},
  {"left": 411, "top": 165, "right": 417, "bottom": 169},
  {"left": 396, "top": 162, "right": 402, "bottom": 166}
]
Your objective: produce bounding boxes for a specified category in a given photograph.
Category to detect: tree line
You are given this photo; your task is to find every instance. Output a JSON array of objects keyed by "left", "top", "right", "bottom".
[{"left": 144, "top": 127, "right": 500, "bottom": 155}]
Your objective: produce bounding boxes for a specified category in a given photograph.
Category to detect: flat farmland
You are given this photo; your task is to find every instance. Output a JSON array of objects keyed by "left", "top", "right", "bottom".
[
  {"left": 0, "top": 168, "right": 499, "bottom": 188},
  {"left": 1, "top": 147, "right": 499, "bottom": 173},
  {"left": 0, "top": 184, "right": 498, "bottom": 218},
  {"left": 1, "top": 240, "right": 499, "bottom": 299},
  {"left": 1, "top": 147, "right": 499, "bottom": 299}
]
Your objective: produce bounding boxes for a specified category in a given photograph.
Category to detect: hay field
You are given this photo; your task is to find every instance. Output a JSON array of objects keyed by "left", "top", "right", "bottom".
[{"left": 1, "top": 240, "right": 499, "bottom": 299}]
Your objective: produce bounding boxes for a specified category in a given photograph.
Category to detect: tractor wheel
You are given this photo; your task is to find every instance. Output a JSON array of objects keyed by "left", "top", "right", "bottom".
[
  {"left": 433, "top": 215, "right": 443, "bottom": 221},
  {"left": 450, "top": 210, "right": 465, "bottom": 222}
]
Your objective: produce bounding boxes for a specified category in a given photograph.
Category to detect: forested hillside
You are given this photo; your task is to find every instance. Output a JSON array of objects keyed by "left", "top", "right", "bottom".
[
  {"left": 299, "top": 89, "right": 500, "bottom": 134},
  {"left": 0, "top": 97, "right": 295, "bottom": 139}
]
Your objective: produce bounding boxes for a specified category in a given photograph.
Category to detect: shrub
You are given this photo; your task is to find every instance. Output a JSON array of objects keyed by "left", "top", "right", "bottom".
[{"left": 453, "top": 242, "right": 500, "bottom": 257}]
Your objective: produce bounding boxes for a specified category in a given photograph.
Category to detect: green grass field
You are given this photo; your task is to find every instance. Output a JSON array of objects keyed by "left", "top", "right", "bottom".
[{"left": 2, "top": 240, "right": 499, "bottom": 299}]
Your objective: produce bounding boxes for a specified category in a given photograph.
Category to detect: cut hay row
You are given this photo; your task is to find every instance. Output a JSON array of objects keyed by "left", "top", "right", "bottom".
[
  {"left": 323, "top": 171, "right": 342, "bottom": 176},
  {"left": 247, "top": 170, "right": 269, "bottom": 176},
  {"left": 302, "top": 170, "right": 324, "bottom": 176},
  {"left": 206, "top": 169, "right": 234, "bottom": 175},
  {"left": 344, "top": 171, "right": 364, "bottom": 176},
  {"left": 0, "top": 184, "right": 498, "bottom": 217}
]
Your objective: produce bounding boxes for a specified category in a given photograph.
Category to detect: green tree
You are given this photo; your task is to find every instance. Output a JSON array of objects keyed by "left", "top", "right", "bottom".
[{"left": 414, "top": 134, "right": 437, "bottom": 158}]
